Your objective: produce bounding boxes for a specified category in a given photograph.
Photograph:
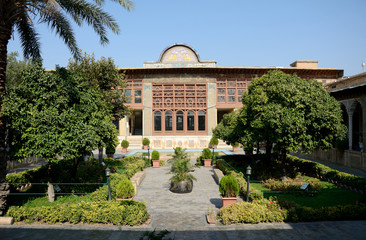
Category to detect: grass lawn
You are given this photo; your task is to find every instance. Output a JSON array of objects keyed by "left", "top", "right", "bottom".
[{"left": 250, "top": 181, "right": 366, "bottom": 209}]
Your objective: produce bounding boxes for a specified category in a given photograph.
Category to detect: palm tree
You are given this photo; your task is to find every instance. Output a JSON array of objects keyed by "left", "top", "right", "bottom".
[{"left": 0, "top": 0, "right": 134, "bottom": 215}]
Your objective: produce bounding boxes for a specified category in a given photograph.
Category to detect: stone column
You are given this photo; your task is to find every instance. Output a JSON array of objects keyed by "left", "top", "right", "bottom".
[
  {"left": 143, "top": 83, "right": 152, "bottom": 136},
  {"left": 207, "top": 82, "right": 217, "bottom": 135},
  {"left": 342, "top": 100, "right": 357, "bottom": 150}
]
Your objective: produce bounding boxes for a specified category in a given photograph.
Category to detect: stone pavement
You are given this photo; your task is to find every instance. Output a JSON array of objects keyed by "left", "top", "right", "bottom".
[{"left": 133, "top": 165, "right": 221, "bottom": 229}]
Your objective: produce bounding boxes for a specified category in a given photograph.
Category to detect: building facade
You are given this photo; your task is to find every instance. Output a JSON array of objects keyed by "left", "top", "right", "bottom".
[{"left": 117, "top": 44, "right": 343, "bottom": 149}]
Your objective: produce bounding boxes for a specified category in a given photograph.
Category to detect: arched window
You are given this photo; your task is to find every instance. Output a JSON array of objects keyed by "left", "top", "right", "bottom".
[
  {"left": 198, "top": 111, "right": 205, "bottom": 131},
  {"left": 187, "top": 111, "right": 194, "bottom": 131},
  {"left": 154, "top": 111, "right": 161, "bottom": 131},
  {"left": 176, "top": 111, "right": 184, "bottom": 131},
  {"left": 165, "top": 111, "right": 173, "bottom": 131}
]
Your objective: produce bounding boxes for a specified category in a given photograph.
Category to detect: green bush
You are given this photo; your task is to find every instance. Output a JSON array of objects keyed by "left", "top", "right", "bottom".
[
  {"left": 116, "top": 178, "right": 135, "bottom": 199},
  {"left": 220, "top": 200, "right": 287, "bottom": 224},
  {"left": 142, "top": 138, "right": 150, "bottom": 146},
  {"left": 151, "top": 150, "right": 160, "bottom": 160},
  {"left": 121, "top": 140, "right": 129, "bottom": 149},
  {"left": 201, "top": 148, "right": 212, "bottom": 159},
  {"left": 210, "top": 137, "right": 219, "bottom": 146},
  {"left": 262, "top": 175, "right": 324, "bottom": 192},
  {"left": 219, "top": 175, "right": 239, "bottom": 197},
  {"left": 105, "top": 145, "right": 116, "bottom": 155},
  {"left": 7, "top": 200, "right": 149, "bottom": 225}
]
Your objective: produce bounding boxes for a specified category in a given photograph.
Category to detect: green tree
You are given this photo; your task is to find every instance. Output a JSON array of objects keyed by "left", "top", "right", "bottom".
[
  {"left": 3, "top": 62, "right": 118, "bottom": 178},
  {"left": 67, "top": 52, "right": 130, "bottom": 120},
  {"left": 214, "top": 70, "right": 347, "bottom": 170},
  {"left": 0, "top": 0, "right": 133, "bottom": 215}
]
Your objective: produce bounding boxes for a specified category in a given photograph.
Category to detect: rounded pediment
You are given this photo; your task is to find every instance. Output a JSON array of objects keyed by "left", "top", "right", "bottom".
[{"left": 159, "top": 44, "right": 200, "bottom": 63}]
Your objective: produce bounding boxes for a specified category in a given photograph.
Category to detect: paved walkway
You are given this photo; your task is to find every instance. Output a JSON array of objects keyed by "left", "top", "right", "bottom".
[{"left": 134, "top": 165, "right": 221, "bottom": 229}]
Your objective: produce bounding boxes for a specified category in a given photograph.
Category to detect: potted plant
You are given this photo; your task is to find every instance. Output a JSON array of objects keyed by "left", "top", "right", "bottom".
[
  {"left": 151, "top": 150, "right": 160, "bottom": 168},
  {"left": 115, "top": 178, "right": 135, "bottom": 200},
  {"left": 232, "top": 142, "right": 239, "bottom": 152},
  {"left": 209, "top": 137, "right": 219, "bottom": 149},
  {"left": 201, "top": 148, "right": 212, "bottom": 167},
  {"left": 142, "top": 137, "right": 150, "bottom": 150},
  {"left": 121, "top": 140, "right": 129, "bottom": 153},
  {"left": 169, "top": 148, "right": 197, "bottom": 193},
  {"left": 105, "top": 144, "right": 116, "bottom": 158},
  {"left": 219, "top": 175, "right": 239, "bottom": 208}
]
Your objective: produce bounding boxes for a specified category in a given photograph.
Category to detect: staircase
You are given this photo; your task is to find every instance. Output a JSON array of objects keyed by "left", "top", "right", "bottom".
[{"left": 126, "top": 136, "right": 143, "bottom": 150}]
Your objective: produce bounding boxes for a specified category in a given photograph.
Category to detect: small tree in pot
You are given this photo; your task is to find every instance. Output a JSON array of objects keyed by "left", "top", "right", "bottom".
[
  {"left": 151, "top": 150, "right": 160, "bottom": 168},
  {"left": 169, "top": 148, "right": 196, "bottom": 193},
  {"left": 121, "top": 140, "right": 129, "bottom": 153},
  {"left": 105, "top": 144, "right": 116, "bottom": 158},
  {"left": 201, "top": 148, "right": 212, "bottom": 167},
  {"left": 219, "top": 175, "right": 239, "bottom": 208},
  {"left": 231, "top": 142, "right": 239, "bottom": 152},
  {"left": 142, "top": 137, "right": 150, "bottom": 150},
  {"left": 210, "top": 137, "right": 219, "bottom": 149}
]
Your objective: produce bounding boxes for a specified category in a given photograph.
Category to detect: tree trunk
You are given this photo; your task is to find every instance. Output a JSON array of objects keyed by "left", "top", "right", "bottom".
[{"left": 0, "top": 22, "right": 11, "bottom": 215}]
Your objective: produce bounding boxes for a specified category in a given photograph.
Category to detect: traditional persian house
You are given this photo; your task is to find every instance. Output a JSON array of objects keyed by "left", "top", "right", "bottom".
[{"left": 116, "top": 44, "right": 343, "bottom": 150}]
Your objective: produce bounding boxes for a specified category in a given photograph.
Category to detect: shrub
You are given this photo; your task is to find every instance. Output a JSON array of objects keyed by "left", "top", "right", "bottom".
[
  {"left": 262, "top": 175, "right": 324, "bottom": 192},
  {"left": 210, "top": 137, "right": 219, "bottom": 146},
  {"left": 219, "top": 175, "right": 239, "bottom": 197},
  {"left": 7, "top": 200, "right": 149, "bottom": 225},
  {"left": 231, "top": 142, "right": 240, "bottom": 147},
  {"left": 121, "top": 140, "right": 129, "bottom": 149},
  {"left": 219, "top": 200, "right": 287, "bottom": 224},
  {"left": 151, "top": 150, "right": 160, "bottom": 160},
  {"left": 116, "top": 178, "right": 135, "bottom": 199},
  {"left": 105, "top": 145, "right": 116, "bottom": 155},
  {"left": 201, "top": 148, "right": 212, "bottom": 159},
  {"left": 142, "top": 138, "right": 150, "bottom": 146}
]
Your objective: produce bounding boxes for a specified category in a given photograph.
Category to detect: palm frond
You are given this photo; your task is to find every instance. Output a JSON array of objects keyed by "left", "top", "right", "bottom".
[
  {"left": 15, "top": 14, "right": 41, "bottom": 59},
  {"left": 93, "top": 0, "right": 134, "bottom": 11},
  {"left": 58, "top": 0, "right": 120, "bottom": 44},
  {"left": 38, "top": 9, "right": 81, "bottom": 60}
]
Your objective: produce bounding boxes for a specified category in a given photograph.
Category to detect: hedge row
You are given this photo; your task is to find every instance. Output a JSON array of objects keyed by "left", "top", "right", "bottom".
[
  {"left": 287, "top": 155, "right": 366, "bottom": 192},
  {"left": 7, "top": 200, "right": 149, "bottom": 226},
  {"left": 216, "top": 159, "right": 263, "bottom": 200},
  {"left": 220, "top": 200, "right": 366, "bottom": 224}
]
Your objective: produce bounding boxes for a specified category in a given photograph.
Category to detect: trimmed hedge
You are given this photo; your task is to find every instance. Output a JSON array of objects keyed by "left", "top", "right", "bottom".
[
  {"left": 219, "top": 199, "right": 366, "bottom": 224},
  {"left": 287, "top": 155, "right": 366, "bottom": 192},
  {"left": 220, "top": 200, "right": 286, "bottom": 224},
  {"left": 7, "top": 200, "right": 149, "bottom": 225}
]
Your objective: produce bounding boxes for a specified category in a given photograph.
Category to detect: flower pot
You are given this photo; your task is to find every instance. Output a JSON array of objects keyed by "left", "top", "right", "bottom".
[
  {"left": 232, "top": 147, "right": 238, "bottom": 152},
  {"left": 143, "top": 145, "right": 148, "bottom": 150},
  {"left": 206, "top": 213, "right": 217, "bottom": 225},
  {"left": 122, "top": 148, "right": 127, "bottom": 153},
  {"left": 204, "top": 159, "right": 211, "bottom": 167},
  {"left": 221, "top": 196, "right": 238, "bottom": 208},
  {"left": 152, "top": 160, "right": 160, "bottom": 168},
  {"left": 170, "top": 180, "right": 193, "bottom": 193},
  {"left": 107, "top": 154, "right": 114, "bottom": 158}
]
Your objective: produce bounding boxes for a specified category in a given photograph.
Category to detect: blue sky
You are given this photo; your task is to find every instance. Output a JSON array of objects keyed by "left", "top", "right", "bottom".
[{"left": 8, "top": 0, "right": 366, "bottom": 76}]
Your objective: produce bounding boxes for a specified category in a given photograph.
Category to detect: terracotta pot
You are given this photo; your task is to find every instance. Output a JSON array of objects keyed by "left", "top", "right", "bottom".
[
  {"left": 107, "top": 154, "right": 114, "bottom": 158},
  {"left": 232, "top": 147, "right": 238, "bottom": 152},
  {"left": 122, "top": 148, "right": 127, "bottom": 153},
  {"left": 221, "top": 196, "right": 238, "bottom": 208},
  {"left": 204, "top": 159, "right": 211, "bottom": 167},
  {"left": 143, "top": 145, "right": 148, "bottom": 150},
  {"left": 152, "top": 160, "right": 160, "bottom": 168}
]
